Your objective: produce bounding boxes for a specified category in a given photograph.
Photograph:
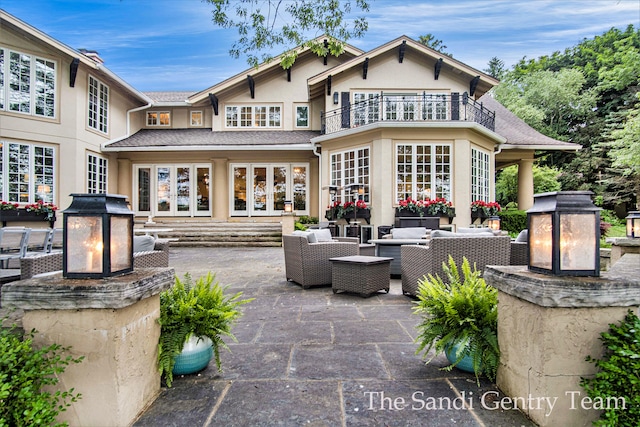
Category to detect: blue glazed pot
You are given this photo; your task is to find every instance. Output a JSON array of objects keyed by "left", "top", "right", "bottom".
[
  {"left": 172, "top": 335, "right": 213, "bottom": 375},
  {"left": 445, "top": 341, "right": 477, "bottom": 374}
]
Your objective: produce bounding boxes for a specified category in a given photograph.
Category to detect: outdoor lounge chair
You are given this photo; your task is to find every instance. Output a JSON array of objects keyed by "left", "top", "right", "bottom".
[
  {"left": 283, "top": 234, "right": 359, "bottom": 288},
  {"left": 401, "top": 235, "right": 511, "bottom": 296}
]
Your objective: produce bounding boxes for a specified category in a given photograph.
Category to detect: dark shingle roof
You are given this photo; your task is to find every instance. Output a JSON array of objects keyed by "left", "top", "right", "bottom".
[
  {"left": 105, "top": 129, "right": 320, "bottom": 149},
  {"left": 479, "top": 93, "right": 579, "bottom": 148}
]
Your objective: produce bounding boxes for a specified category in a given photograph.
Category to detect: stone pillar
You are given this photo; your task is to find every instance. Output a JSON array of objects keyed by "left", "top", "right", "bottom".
[
  {"left": 1, "top": 268, "right": 174, "bottom": 427},
  {"left": 517, "top": 159, "right": 535, "bottom": 211},
  {"left": 606, "top": 237, "right": 640, "bottom": 266},
  {"left": 281, "top": 213, "right": 296, "bottom": 239},
  {"left": 484, "top": 257, "right": 640, "bottom": 427},
  {"left": 212, "top": 158, "right": 228, "bottom": 220}
]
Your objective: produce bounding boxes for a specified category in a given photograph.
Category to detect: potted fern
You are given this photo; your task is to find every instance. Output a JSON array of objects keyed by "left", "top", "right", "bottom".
[
  {"left": 413, "top": 256, "right": 499, "bottom": 384},
  {"left": 157, "top": 272, "right": 252, "bottom": 387}
]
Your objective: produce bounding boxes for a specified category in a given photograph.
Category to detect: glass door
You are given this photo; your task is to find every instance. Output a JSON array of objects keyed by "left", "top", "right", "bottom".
[{"left": 250, "top": 165, "right": 289, "bottom": 216}]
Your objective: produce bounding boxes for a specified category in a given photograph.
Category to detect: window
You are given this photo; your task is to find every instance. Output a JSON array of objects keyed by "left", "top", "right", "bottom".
[
  {"left": 0, "top": 141, "right": 55, "bottom": 203},
  {"left": 396, "top": 143, "right": 451, "bottom": 202},
  {"left": 353, "top": 93, "right": 379, "bottom": 127},
  {"left": 87, "top": 153, "right": 108, "bottom": 193},
  {"left": 0, "top": 47, "right": 56, "bottom": 118},
  {"left": 88, "top": 76, "right": 109, "bottom": 133},
  {"left": 147, "top": 111, "right": 170, "bottom": 126},
  {"left": 471, "top": 147, "right": 490, "bottom": 202},
  {"left": 424, "top": 94, "right": 448, "bottom": 120},
  {"left": 383, "top": 94, "right": 418, "bottom": 121},
  {"left": 295, "top": 105, "right": 309, "bottom": 128},
  {"left": 190, "top": 111, "right": 203, "bottom": 126},
  {"left": 225, "top": 105, "right": 281, "bottom": 128},
  {"left": 330, "top": 147, "right": 370, "bottom": 203}
]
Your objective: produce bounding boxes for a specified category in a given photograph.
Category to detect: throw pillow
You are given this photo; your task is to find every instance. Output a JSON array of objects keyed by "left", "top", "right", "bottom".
[
  {"left": 391, "top": 227, "right": 427, "bottom": 239},
  {"left": 133, "top": 235, "right": 155, "bottom": 253},
  {"left": 515, "top": 229, "right": 528, "bottom": 243},
  {"left": 291, "top": 230, "right": 317, "bottom": 243},
  {"left": 309, "top": 228, "right": 333, "bottom": 242}
]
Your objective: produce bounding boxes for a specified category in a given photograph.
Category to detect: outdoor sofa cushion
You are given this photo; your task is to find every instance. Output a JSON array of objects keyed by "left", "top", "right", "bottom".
[
  {"left": 134, "top": 235, "right": 156, "bottom": 252},
  {"left": 308, "top": 228, "right": 333, "bottom": 242},
  {"left": 391, "top": 227, "right": 427, "bottom": 239}
]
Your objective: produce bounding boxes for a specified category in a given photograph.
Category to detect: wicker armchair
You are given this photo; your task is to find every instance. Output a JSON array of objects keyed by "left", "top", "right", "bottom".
[
  {"left": 510, "top": 241, "right": 528, "bottom": 265},
  {"left": 20, "top": 239, "right": 171, "bottom": 279},
  {"left": 401, "top": 235, "right": 511, "bottom": 296},
  {"left": 283, "top": 234, "right": 359, "bottom": 288}
]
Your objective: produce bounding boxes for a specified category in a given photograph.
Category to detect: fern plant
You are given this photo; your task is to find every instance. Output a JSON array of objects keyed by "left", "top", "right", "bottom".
[
  {"left": 580, "top": 310, "right": 640, "bottom": 426},
  {"left": 413, "top": 256, "right": 499, "bottom": 384},
  {"left": 157, "top": 272, "right": 253, "bottom": 387}
]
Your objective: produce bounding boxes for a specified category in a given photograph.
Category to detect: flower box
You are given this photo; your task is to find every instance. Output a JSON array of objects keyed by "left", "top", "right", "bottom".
[{"left": 0, "top": 209, "right": 56, "bottom": 227}]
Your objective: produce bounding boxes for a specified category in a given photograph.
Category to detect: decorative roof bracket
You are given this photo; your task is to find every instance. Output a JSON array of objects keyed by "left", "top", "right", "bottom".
[
  {"left": 398, "top": 40, "right": 406, "bottom": 63},
  {"left": 69, "top": 58, "right": 80, "bottom": 87},
  {"left": 362, "top": 58, "right": 369, "bottom": 79},
  {"left": 470, "top": 76, "right": 480, "bottom": 96},
  {"left": 208, "top": 93, "right": 219, "bottom": 115},
  {"left": 327, "top": 75, "right": 332, "bottom": 96},
  {"left": 434, "top": 58, "right": 443, "bottom": 80},
  {"left": 247, "top": 75, "right": 255, "bottom": 99}
]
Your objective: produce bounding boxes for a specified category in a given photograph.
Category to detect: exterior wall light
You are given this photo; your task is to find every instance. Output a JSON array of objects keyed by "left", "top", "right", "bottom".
[
  {"left": 626, "top": 211, "right": 640, "bottom": 238},
  {"left": 487, "top": 216, "right": 501, "bottom": 231},
  {"left": 527, "top": 191, "right": 600, "bottom": 277},
  {"left": 63, "top": 194, "right": 134, "bottom": 279},
  {"left": 333, "top": 92, "right": 339, "bottom": 105}
]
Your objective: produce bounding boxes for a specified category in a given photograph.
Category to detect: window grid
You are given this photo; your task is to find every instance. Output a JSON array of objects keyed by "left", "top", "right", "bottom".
[
  {"left": 396, "top": 143, "right": 451, "bottom": 203},
  {"left": 295, "top": 105, "right": 309, "bottom": 128},
  {"left": 4, "top": 49, "right": 56, "bottom": 118},
  {"left": 330, "top": 147, "right": 370, "bottom": 203},
  {"left": 87, "top": 154, "right": 108, "bottom": 194},
  {"left": 88, "top": 76, "right": 108, "bottom": 133},
  {"left": 353, "top": 93, "right": 379, "bottom": 126},
  {"left": 471, "top": 148, "right": 490, "bottom": 202},
  {"left": 2, "top": 141, "right": 55, "bottom": 204},
  {"left": 146, "top": 111, "right": 170, "bottom": 126},
  {"left": 190, "top": 111, "right": 203, "bottom": 126},
  {"left": 225, "top": 105, "right": 282, "bottom": 128}
]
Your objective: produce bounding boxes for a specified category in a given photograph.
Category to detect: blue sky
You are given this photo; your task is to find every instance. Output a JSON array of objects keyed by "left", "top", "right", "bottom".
[{"left": 3, "top": 0, "right": 639, "bottom": 92}]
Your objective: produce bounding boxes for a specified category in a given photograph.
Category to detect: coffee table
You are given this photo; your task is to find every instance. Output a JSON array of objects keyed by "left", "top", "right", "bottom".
[
  {"left": 368, "top": 238, "right": 430, "bottom": 276},
  {"left": 329, "top": 255, "right": 393, "bottom": 297}
]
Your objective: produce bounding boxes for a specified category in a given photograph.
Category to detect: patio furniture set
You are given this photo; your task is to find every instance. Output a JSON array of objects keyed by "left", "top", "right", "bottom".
[{"left": 284, "top": 227, "right": 527, "bottom": 298}]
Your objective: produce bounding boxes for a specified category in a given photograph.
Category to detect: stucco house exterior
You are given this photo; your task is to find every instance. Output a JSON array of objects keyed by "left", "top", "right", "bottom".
[{"left": 1, "top": 10, "right": 579, "bottom": 238}]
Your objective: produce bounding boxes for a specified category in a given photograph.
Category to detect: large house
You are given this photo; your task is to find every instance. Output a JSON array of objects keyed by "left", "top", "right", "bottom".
[{"left": 0, "top": 10, "right": 579, "bottom": 238}]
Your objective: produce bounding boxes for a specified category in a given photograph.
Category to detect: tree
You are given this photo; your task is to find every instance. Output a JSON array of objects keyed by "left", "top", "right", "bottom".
[
  {"left": 205, "top": 0, "right": 370, "bottom": 69},
  {"left": 484, "top": 57, "right": 505, "bottom": 80},
  {"left": 418, "top": 33, "right": 451, "bottom": 56},
  {"left": 496, "top": 165, "right": 561, "bottom": 207},
  {"left": 608, "top": 95, "right": 640, "bottom": 208}
]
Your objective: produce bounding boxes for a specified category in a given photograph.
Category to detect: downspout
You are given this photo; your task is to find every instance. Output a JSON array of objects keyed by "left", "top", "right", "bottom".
[
  {"left": 125, "top": 102, "right": 152, "bottom": 137},
  {"left": 313, "top": 142, "right": 322, "bottom": 220}
]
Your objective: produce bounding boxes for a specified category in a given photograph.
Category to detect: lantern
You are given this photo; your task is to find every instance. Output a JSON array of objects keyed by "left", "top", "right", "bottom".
[
  {"left": 527, "top": 191, "right": 600, "bottom": 277},
  {"left": 487, "top": 216, "right": 501, "bottom": 231},
  {"left": 283, "top": 200, "right": 293, "bottom": 213},
  {"left": 63, "top": 194, "right": 134, "bottom": 279},
  {"left": 626, "top": 211, "right": 640, "bottom": 239}
]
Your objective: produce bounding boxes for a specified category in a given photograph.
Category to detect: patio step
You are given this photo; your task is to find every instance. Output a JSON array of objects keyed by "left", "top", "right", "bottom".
[{"left": 134, "top": 219, "right": 283, "bottom": 247}]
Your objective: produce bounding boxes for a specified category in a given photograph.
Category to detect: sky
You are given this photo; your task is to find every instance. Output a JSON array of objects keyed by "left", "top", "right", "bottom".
[{"left": 2, "top": 0, "right": 639, "bottom": 92}]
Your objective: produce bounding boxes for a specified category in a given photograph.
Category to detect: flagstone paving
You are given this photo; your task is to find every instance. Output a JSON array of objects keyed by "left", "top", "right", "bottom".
[{"left": 133, "top": 247, "right": 535, "bottom": 427}]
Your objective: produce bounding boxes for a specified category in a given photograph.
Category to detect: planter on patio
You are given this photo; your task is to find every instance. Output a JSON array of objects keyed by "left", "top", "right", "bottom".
[
  {"left": 172, "top": 336, "right": 213, "bottom": 375},
  {"left": 0, "top": 209, "right": 56, "bottom": 227}
]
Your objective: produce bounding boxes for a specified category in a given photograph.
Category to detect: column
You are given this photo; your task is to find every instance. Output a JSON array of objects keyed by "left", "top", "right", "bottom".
[
  {"left": 212, "top": 158, "right": 228, "bottom": 220},
  {"left": 517, "top": 159, "right": 535, "bottom": 210}
]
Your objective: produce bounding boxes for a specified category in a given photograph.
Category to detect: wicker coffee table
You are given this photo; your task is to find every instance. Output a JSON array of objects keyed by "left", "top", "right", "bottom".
[{"left": 329, "top": 255, "right": 393, "bottom": 297}]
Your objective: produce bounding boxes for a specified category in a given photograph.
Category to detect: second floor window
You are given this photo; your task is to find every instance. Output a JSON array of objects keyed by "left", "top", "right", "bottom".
[
  {"left": 88, "top": 76, "right": 109, "bottom": 133},
  {"left": 147, "top": 111, "right": 170, "bottom": 126},
  {"left": 0, "top": 47, "right": 56, "bottom": 118},
  {"left": 87, "top": 153, "right": 108, "bottom": 193},
  {"left": 225, "top": 105, "right": 281, "bottom": 128}
]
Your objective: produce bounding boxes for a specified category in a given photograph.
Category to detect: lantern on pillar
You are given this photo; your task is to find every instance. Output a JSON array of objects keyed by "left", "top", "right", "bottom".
[
  {"left": 63, "top": 194, "right": 134, "bottom": 279},
  {"left": 487, "top": 216, "right": 501, "bottom": 231},
  {"left": 626, "top": 211, "right": 640, "bottom": 239},
  {"left": 283, "top": 200, "right": 293, "bottom": 213},
  {"left": 527, "top": 191, "right": 600, "bottom": 277}
]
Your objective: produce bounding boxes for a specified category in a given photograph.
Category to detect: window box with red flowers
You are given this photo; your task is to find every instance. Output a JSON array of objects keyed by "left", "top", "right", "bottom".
[
  {"left": 470, "top": 200, "right": 501, "bottom": 222},
  {"left": 0, "top": 200, "right": 58, "bottom": 227},
  {"left": 325, "top": 200, "right": 370, "bottom": 223}
]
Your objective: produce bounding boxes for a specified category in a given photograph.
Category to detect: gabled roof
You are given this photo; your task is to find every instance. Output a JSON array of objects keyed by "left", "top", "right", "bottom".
[
  {"left": 478, "top": 93, "right": 580, "bottom": 150},
  {"left": 187, "top": 35, "right": 363, "bottom": 104},
  {"left": 103, "top": 129, "right": 320, "bottom": 151},
  {"left": 0, "top": 9, "right": 151, "bottom": 104},
  {"left": 307, "top": 36, "right": 500, "bottom": 98}
]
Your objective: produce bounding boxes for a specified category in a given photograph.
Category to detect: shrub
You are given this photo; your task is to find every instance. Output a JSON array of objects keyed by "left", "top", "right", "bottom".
[
  {"left": 498, "top": 209, "right": 527, "bottom": 235},
  {"left": 0, "top": 324, "right": 83, "bottom": 427},
  {"left": 580, "top": 310, "right": 640, "bottom": 426}
]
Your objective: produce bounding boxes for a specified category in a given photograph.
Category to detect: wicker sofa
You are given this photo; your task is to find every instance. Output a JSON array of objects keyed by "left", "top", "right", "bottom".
[
  {"left": 400, "top": 235, "right": 511, "bottom": 296},
  {"left": 283, "top": 234, "right": 359, "bottom": 288},
  {"left": 19, "top": 238, "right": 171, "bottom": 279}
]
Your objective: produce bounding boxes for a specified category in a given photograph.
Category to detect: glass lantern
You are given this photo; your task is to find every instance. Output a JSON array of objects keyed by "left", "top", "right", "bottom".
[
  {"left": 626, "top": 211, "right": 640, "bottom": 239},
  {"left": 487, "top": 216, "right": 501, "bottom": 231}
]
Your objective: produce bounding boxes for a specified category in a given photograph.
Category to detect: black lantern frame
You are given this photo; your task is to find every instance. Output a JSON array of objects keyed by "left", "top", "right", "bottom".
[
  {"left": 63, "top": 194, "right": 134, "bottom": 279},
  {"left": 626, "top": 211, "right": 640, "bottom": 239},
  {"left": 527, "top": 191, "right": 600, "bottom": 277}
]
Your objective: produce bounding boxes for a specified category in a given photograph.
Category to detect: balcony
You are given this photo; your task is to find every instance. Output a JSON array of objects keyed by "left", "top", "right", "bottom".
[{"left": 320, "top": 93, "right": 495, "bottom": 135}]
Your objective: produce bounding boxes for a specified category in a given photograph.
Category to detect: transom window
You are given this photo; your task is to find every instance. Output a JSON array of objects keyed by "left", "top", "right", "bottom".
[
  {"left": 190, "top": 111, "right": 203, "bottom": 126},
  {"left": 396, "top": 143, "right": 451, "bottom": 202},
  {"left": 88, "top": 76, "right": 109, "bottom": 133},
  {"left": 0, "top": 47, "right": 56, "bottom": 118},
  {"left": 147, "top": 111, "right": 170, "bottom": 126},
  {"left": 471, "top": 147, "right": 490, "bottom": 202},
  {"left": 225, "top": 105, "right": 281, "bottom": 128},
  {"left": 330, "top": 147, "right": 370, "bottom": 203},
  {"left": 0, "top": 141, "right": 55, "bottom": 203},
  {"left": 87, "top": 153, "right": 108, "bottom": 193}
]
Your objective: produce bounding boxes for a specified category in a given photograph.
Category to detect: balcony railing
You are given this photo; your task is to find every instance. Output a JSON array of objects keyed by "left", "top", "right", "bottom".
[{"left": 320, "top": 93, "right": 495, "bottom": 135}]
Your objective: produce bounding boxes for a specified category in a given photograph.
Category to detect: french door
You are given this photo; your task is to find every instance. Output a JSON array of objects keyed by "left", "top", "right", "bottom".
[
  {"left": 134, "top": 164, "right": 211, "bottom": 217},
  {"left": 230, "top": 163, "right": 309, "bottom": 216}
]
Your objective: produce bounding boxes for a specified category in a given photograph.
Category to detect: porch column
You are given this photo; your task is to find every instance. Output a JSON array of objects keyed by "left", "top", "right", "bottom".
[
  {"left": 117, "top": 158, "right": 132, "bottom": 202},
  {"left": 212, "top": 158, "right": 228, "bottom": 220},
  {"left": 517, "top": 159, "right": 535, "bottom": 210}
]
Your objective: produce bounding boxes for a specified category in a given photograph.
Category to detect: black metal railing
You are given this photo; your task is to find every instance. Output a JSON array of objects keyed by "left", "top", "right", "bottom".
[{"left": 320, "top": 92, "right": 495, "bottom": 135}]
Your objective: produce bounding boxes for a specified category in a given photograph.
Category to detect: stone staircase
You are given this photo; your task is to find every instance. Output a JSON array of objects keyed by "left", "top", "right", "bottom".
[{"left": 134, "top": 219, "right": 283, "bottom": 247}]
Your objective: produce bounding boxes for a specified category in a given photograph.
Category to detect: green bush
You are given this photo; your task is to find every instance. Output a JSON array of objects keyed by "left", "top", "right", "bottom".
[
  {"left": 580, "top": 310, "right": 640, "bottom": 426},
  {"left": 498, "top": 210, "right": 527, "bottom": 235},
  {"left": 297, "top": 215, "right": 318, "bottom": 224},
  {"left": 0, "top": 324, "right": 83, "bottom": 427}
]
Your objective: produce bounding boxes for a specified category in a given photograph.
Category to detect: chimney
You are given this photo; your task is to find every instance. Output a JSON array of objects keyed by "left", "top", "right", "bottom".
[{"left": 78, "top": 48, "right": 104, "bottom": 64}]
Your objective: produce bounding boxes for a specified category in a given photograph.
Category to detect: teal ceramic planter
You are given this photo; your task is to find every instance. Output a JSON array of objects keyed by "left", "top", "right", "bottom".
[
  {"left": 445, "top": 341, "right": 477, "bottom": 374},
  {"left": 172, "top": 336, "right": 213, "bottom": 375}
]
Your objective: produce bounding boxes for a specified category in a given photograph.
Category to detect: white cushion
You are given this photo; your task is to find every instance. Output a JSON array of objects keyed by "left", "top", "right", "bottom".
[
  {"left": 457, "top": 227, "right": 494, "bottom": 234},
  {"left": 133, "top": 235, "right": 155, "bottom": 252},
  {"left": 430, "top": 230, "right": 459, "bottom": 238},
  {"left": 515, "top": 229, "right": 528, "bottom": 243},
  {"left": 291, "top": 230, "right": 317, "bottom": 243},
  {"left": 391, "top": 227, "right": 427, "bottom": 239},
  {"left": 309, "top": 228, "right": 333, "bottom": 242}
]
